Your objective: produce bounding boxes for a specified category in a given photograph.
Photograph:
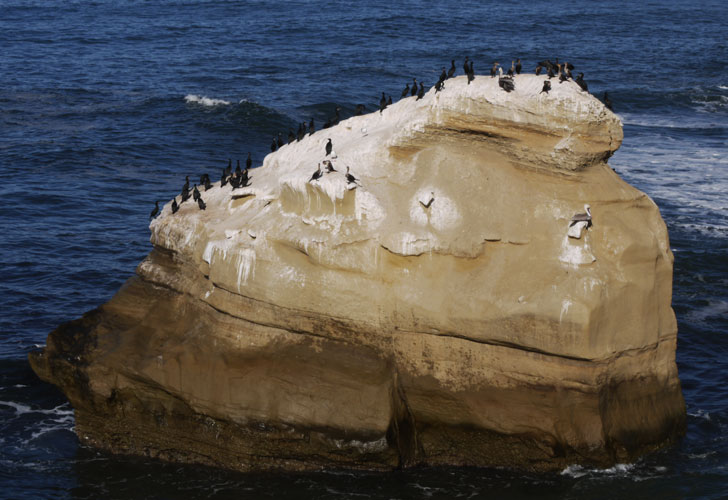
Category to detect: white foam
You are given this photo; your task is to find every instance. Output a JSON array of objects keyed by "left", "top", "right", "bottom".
[{"left": 184, "top": 94, "right": 231, "bottom": 107}]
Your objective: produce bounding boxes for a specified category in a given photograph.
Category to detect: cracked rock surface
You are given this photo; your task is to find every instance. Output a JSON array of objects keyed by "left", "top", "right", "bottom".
[{"left": 30, "top": 74, "right": 685, "bottom": 472}]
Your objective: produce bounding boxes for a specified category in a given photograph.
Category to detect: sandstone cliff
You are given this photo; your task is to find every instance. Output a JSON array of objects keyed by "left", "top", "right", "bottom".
[{"left": 30, "top": 74, "right": 685, "bottom": 472}]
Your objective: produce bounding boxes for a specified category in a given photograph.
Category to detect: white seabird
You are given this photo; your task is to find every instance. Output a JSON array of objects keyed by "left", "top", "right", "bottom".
[{"left": 568, "top": 204, "right": 592, "bottom": 239}]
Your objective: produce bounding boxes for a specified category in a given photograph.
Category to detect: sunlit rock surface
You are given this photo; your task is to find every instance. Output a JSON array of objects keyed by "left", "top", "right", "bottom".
[{"left": 30, "top": 74, "right": 685, "bottom": 472}]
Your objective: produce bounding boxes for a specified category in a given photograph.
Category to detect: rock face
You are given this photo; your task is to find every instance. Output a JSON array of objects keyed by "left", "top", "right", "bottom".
[{"left": 30, "top": 74, "right": 685, "bottom": 472}]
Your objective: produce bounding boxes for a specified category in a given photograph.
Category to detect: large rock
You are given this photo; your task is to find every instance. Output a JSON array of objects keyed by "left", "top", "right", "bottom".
[{"left": 30, "top": 74, "right": 685, "bottom": 472}]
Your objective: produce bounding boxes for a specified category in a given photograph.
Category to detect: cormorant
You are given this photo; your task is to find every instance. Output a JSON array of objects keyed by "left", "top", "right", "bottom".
[
  {"left": 197, "top": 196, "right": 206, "bottom": 211},
  {"left": 515, "top": 58, "right": 522, "bottom": 75},
  {"left": 547, "top": 66, "right": 555, "bottom": 79},
  {"left": 288, "top": 129, "right": 295, "bottom": 144},
  {"left": 235, "top": 160, "right": 241, "bottom": 176},
  {"left": 447, "top": 59, "right": 456, "bottom": 78},
  {"left": 463, "top": 57, "right": 469, "bottom": 76},
  {"left": 411, "top": 78, "right": 417, "bottom": 97},
  {"left": 507, "top": 61, "right": 514, "bottom": 77},
  {"left": 379, "top": 92, "right": 387, "bottom": 114},
  {"left": 535, "top": 65, "right": 543, "bottom": 76},
  {"left": 324, "top": 160, "right": 336, "bottom": 173},
  {"left": 345, "top": 166, "right": 358, "bottom": 185},
  {"left": 541, "top": 80, "right": 551, "bottom": 94},
  {"left": 467, "top": 61, "right": 474, "bottom": 84},
  {"left": 323, "top": 117, "right": 332, "bottom": 129},
  {"left": 246, "top": 152, "right": 252, "bottom": 170},
  {"left": 277, "top": 133, "right": 284, "bottom": 149},
  {"left": 354, "top": 104, "right": 365, "bottom": 116},
  {"left": 401, "top": 83, "right": 410, "bottom": 98},
  {"left": 603, "top": 91, "right": 613, "bottom": 111},
  {"left": 325, "top": 138, "right": 332, "bottom": 156},
  {"left": 225, "top": 159, "right": 232, "bottom": 177},
  {"left": 193, "top": 184, "right": 200, "bottom": 202},
  {"left": 309, "top": 164, "right": 323, "bottom": 182},
  {"left": 182, "top": 175, "right": 190, "bottom": 193},
  {"left": 271, "top": 138, "right": 277, "bottom": 152},
  {"left": 150, "top": 201, "right": 159, "bottom": 219},
  {"left": 204, "top": 175, "right": 212, "bottom": 191},
  {"left": 387, "top": 95, "right": 392, "bottom": 106},
  {"left": 439, "top": 67, "right": 448, "bottom": 83},
  {"left": 309, "top": 118, "right": 315, "bottom": 136},
  {"left": 221, "top": 169, "right": 228, "bottom": 187},
  {"left": 575, "top": 73, "right": 588, "bottom": 92},
  {"left": 491, "top": 62, "right": 499, "bottom": 78},
  {"left": 171, "top": 198, "right": 179, "bottom": 214},
  {"left": 416, "top": 82, "right": 425, "bottom": 100},
  {"left": 499, "top": 76, "right": 515, "bottom": 92}
]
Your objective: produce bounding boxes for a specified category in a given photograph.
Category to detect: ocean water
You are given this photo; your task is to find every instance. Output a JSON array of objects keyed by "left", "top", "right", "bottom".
[{"left": 1, "top": 0, "right": 727, "bottom": 498}]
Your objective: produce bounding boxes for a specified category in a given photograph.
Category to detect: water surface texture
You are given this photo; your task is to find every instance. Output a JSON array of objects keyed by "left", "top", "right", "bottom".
[{"left": 1, "top": 1, "right": 727, "bottom": 498}]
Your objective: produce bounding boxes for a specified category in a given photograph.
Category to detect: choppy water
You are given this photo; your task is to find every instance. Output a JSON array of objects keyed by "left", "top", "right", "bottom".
[{"left": 1, "top": 0, "right": 727, "bottom": 498}]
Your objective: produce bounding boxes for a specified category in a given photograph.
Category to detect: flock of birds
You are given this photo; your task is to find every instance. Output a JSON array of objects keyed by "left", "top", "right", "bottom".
[{"left": 150, "top": 57, "right": 608, "bottom": 230}]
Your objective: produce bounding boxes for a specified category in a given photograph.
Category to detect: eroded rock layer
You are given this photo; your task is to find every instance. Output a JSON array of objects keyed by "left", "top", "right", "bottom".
[{"left": 30, "top": 74, "right": 685, "bottom": 472}]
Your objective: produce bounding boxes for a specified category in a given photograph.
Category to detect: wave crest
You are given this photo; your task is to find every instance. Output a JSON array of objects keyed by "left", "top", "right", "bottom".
[{"left": 184, "top": 94, "right": 231, "bottom": 107}]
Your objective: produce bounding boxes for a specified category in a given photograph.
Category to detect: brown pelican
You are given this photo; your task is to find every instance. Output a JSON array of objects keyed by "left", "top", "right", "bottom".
[{"left": 570, "top": 204, "right": 592, "bottom": 228}]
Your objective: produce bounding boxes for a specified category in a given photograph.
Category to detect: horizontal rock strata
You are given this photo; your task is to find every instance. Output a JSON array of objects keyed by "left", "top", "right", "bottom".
[{"left": 30, "top": 74, "right": 685, "bottom": 472}]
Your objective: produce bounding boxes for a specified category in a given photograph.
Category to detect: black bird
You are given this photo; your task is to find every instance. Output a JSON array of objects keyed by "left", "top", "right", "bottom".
[
  {"left": 171, "top": 198, "right": 179, "bottom": 214},
  {"left": 277, "top": 133, "right": 284, "bottom": 149},
  {"left": 199, "top": 173, "right": 207, "bottom": 186},
  {"left": 333, "top": 106, "right": 341, "bottom": 125},
  {"left": 401, "top": 83, "right": 410, "bottom": 98},
  {"left": 193, "top": 184, "right": 201, "bottom": 202},
  {"left": 225, "top": 159, "right": 232, "bottom": 176},
  {"left": 181, "top": 188, "right": 190, "bottom": 203},
  {"left": 150, "top": 201, "right": 160, "bottom": 219},
  {"left": 221, "top": 169, "right": 228, "bottom": 187},
  {"left": 309, "top": 164, "right": 323, "bottom": 182},
  {"left": 467, "top": 61, "right": 474, "bottom": 84},
  {"left": 515, "top": 58, "right": 522, "bottom": 75},
  {"left": 463, "top": 57, "right": 469, "bottom": 76},
  {"left": 197, "top": 196, "right": 206, "bottom": 210},
  {"left": 439, "top": 67, "right": 448, "bottom": 83},
  {"left": 490, "top": 62, "right": 499, "bottom": 78},
  {"left": 447, "top": 59, "right": 456, "bottom": 78},
  {"left": 547, "top": 66, "right": 555, "bottom": 79},
  {"left": 354, "top": 104, "right": 365, "bottom": 116},
  {"left": 271, "top": 138, "right": 277, "bottom": 152},
  {"left": 416, "top": 82, "right": 425, "bottom": 100},
  {"left": 297, "top": 123, "right": 305, "bottom": 141},
  {"left": 240, "top": 168, "right": 249, "bottom": 187},
  {"left": 246, "top": 152, "right": 252, "bottom": 170},
  {"left": 499, "top": 77, "right": 515, "bottom": 92},
  {"left": 603, "top": 91, "right": 614, "bottom": 111},
  {"left": 387, "top": 95, "right": 392, "bottom": 106},
  {"left": 182, "top": 175, "right": 190, "bottom": 193},
  {"left": 204, "top": 175, "right": 212, "bottom": 191},
  {"left": 309, "top": 118, "right": 315, "bottom": 136},
  {"left": 288, "top": 129, "right": 295, "bottom": 144},
  {"left": 345, "top": 166, "right": 358, "bottom": 185},
  {"left": 411, "top": 78, "right": 418, "bottom": 97},
  {"left": 507, "top": 61, "right": 514, "bottom": 77},
  {"left": 535, "top": 65, "right": 543, "bottom": 76},
  {"left": 235, "top": 160, "right": 241, "bottom": 176},
  {"left": 541, "top": 80, "right": 551, "bottom": 94},
  {"left": 435, "top": 79, "right": 444, "bottom": 92},
  {"left": 379, "top": 92, "right": 387, "bottom": 114},
  {"left": 323, "top": 117, "right": 332, "bottom": 129},
  {"left": 575, "top": 73, "right": 588, "bottom": 92},
  {"left": 559, "top": 69, "right": 569, "bottom": 83},
  {"left": 325, "top": 138, "right": 332, "bottom": 156},
  {"left": 324, "top": 160, "right": 336, "bottom": 173}
]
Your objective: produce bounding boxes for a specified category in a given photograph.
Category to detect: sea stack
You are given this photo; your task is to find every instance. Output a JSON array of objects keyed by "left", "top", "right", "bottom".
[{"left": 29, "top": 74, "right": 685, "bottom": 473}]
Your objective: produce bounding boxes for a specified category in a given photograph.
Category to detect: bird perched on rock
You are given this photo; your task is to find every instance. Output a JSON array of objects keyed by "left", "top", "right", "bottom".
[
  {"left": 171, "top": 198, "right": 179, "bottom": 214},
  {"left": 439, "top": 67, "right": 448, "bottom": 84},
  {"left": 535, "top": 65, "right": 543, "bottom": 75},
  {"left": 182, "top": 175, "right": 190, "bottom": 193},
  {"left": 499, "top": 76, "right": 515, "bottom": 92},
  {"left": 515, "top": 58, "right": 522, "bottom": 74},
  {"left": 192, "top": 184, "right": 200, "bottom": 202},
  {"left": 204, "top": 175, "right": 212, "bottom": 191},
  {"left": 324, "top": 160, "right": 336, "bottom": 173},
  {"left": 221, "top": 168, "right": 228, "bottom": 187},
  {"left": 309, "top": 118, "right": 315, "bottom": 136},
  {"left": 309, "top": 164, "right": 323, "bottom": 182},
  {"left": 507, "top": 61, "right": 515, "bottom": 77},
  {"left": 150, "top": 201, "right": 159, "bottom": 219},
  {"left": 288, "top": 129, "right": 295, "bottom": 144},
  {"left": 387, "top": 95, "right": 392, "bottom": 105},
  {"left": 416, "top": 82, "right": 425, "bottom": 100},
  {"left": 277, "top": 133, "right": 284, "bottom": 149},
  {"left": 490, "top": 62, "right": 499, "bottom": 78},
  {"left": 354, "top": 104, "right": 365, "bottom": 116},
  {"left": 467, "top": 60, "right": 474, "bottom": 84},
  {"left": 225, "top": 159, "right": 232, "bottom": 177},
  {"left": 575, "top": 73, "right": 589, "bottom": 92},
  {"left": 401, "top": 83, "right": 410, "bottom": 98},
  {"left": 411, "top": 78, "right": 418, "bottom": 97},
  {"left": 345, "top": 166, "right": 359, "bottom": 186},
  {"left": 570, "top": 204, "right": 592, "bottom": 228},
  {"left": 447, "top": 59, "right": 456, "bottom": 78},
  {"left": 325, "top": 138, "right": 332, "bottom": 156},
  {"left": 246, "top": 152, "right": 252, "bottom": 170},
  {"left": 197, "top": 196, "right": 206, "bottom": 210},
  {"left": 270, "top": 138, "right": 277, "bottom": 152},
  {"left": 463, "top": 57, "right": 469, "bottom": 76},
  {"left": 541, "top": 80, "right": 551, "bottom": 94},
  {"left": 379, "top": 92, "right": 387, "bottom": 113}
]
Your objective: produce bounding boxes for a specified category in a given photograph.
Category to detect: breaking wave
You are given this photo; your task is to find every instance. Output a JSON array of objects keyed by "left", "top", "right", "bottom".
[{"left": 184, "top": 94, "right": 231, "bottom": 107}]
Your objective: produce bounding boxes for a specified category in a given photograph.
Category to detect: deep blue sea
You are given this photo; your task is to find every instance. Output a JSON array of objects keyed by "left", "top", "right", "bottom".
[{"left": 1, "top": 0, "right": 727, "bottom": 498}]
